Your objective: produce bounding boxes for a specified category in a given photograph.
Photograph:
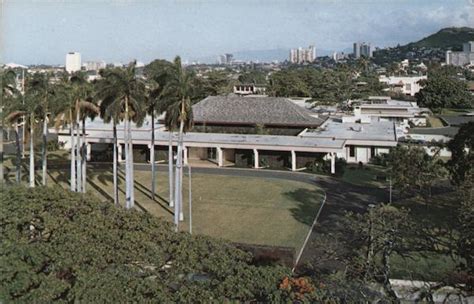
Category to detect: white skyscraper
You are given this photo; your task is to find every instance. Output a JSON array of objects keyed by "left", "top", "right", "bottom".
[
  {"left": 65, "top": 52, "right": 82, "bottom": 73},
  {"left": 289, "top": 45, "right": 316, "bottom": 63}
]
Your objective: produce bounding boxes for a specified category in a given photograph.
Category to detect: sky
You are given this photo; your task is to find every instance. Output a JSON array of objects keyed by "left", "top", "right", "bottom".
[{"left": 1, "top": 0, "right": 473, "bottom": 65}]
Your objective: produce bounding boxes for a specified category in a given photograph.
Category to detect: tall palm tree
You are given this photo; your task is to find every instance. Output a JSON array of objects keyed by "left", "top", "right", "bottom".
[
  {"left": 97, "top": 62, "right": 145, "bottom": 209},
  {"left": 4, "top": 94, "right": 26, "bottom": 184},
  {"left": 161, "top": 56, "right": 194, "bottom": 230},
  {"left": 55, "top": 72, "right": 97, "bottom": 192},
  {"left": 28, "top": 73, "right": 61, "bottom": 186},
  {"left": 0, "top": 69, "right": 18, "bottom": 183},
  {"left": 144, "top": 59, "right": 173, "bottom": 201}
]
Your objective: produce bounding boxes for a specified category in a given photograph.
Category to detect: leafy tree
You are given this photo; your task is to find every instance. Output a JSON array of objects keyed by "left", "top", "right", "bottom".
[
  {"left": 416, "top": 67, "right": 473, "bottom": 111},
  {"left": 447, "top": 122, "right": 474, "bottom": 186},
  {"left": 386, "top": 145, "right": 446, "bottom": 196},
  {"left": 200, "top": 70, "right": 234, "bottom": 96},
  {"left": 238, "top": 70, "right": 267, "bottom": 85},
  {"left": 268, "top": 69, "right": 310, "bottom": 97},
  {"left": 344, "top": 204, "right": 412, "bottom": 303}
]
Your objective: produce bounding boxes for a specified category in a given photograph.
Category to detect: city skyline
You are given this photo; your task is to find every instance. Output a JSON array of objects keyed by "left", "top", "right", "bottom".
[{"left": 1, "top": 0, "right": 473, "bottom": 65}]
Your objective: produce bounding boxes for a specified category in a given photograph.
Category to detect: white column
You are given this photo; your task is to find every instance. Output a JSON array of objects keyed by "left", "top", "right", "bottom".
[
  {"left": 253, "top": 149, "right": 259, "bottom": 169},
  {"left": 330, "top": 152, "right": 336, "bottom": 174},
  {"left": 118, "top": 144, "right": 123, "bottom": 163},
  {"left": 291, "top": 150, "right": 296, "bottom": 171},
  {"left": 183, "top": 146, "right": 188, "bottom": 165},
  {"left": 217, "top": 147, "right": 223, "bottom": 167},
  {"left": 86, "top": 143, "right": 91, "bottom": 161}
]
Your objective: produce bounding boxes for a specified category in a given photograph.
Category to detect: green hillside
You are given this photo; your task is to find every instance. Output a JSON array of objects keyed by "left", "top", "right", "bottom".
[{"left": 408, "top": 27, "right": 474, "bottom": 50}]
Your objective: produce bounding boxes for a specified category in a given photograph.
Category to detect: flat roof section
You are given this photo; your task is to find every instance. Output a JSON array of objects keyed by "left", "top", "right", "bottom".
[
  {"left": 85, "top": 128, "right": 345, "bottom": 153},
  {"left": 302, "top": 118, "right": 398, "bottom": 142}
]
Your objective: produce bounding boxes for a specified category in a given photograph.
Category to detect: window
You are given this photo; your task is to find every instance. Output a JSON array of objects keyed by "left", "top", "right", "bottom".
[
  {"left": 349, "top": 146, "right": 355, "bottom": 157},
  {"left": 207, "top": 147, "right": 216, "bottom": 160},
  {"left": 371, "top": 147, "right": 376, "bottom": 157}
]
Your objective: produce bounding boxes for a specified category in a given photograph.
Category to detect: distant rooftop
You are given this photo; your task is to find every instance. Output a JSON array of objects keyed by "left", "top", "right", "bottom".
[
  {"left": 192, "top": 96, "right": 325, "bottom": 127},
  {"left": 439, "top": 115, "right": 474, "bottom": 126},
  {"left": 408, "top": 127, "right": 459, "bottom": 137},
  {"left": 302, "top": 118, "right": 399, "bottom": 142}
]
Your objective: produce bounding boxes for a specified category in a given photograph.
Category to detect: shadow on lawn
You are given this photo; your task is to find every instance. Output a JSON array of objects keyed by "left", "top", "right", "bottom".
[{"left": 284, "top": 188, "right": 325, "bottom": 226}]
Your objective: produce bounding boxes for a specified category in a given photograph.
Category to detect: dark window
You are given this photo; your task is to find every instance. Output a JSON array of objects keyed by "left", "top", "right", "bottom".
[
  {"left": 349, "top": 146, "right": 355, "bottom": 157},
  {"left": 371, "top": 147, "right": 376, "bottom": 157},
  {"left": 207, "top": 147, "right": 216, "bottom": 160}
]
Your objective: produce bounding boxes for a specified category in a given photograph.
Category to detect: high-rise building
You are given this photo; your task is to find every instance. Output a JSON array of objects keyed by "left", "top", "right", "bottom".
[
  {"left": 65, "top": 52, "right": 82, "bottom": 73},
  {"left": 446, "top": 41, "right": 474, "bottom": 66},
  {"left": 289, "top": 45, "right": 316, "bottom": 64},
  {"left": 225, "top": 53, "right": 233, "bottom": 64},
  {"left": 217, "top": 53, "right": 233, "bottom": 64},
  {"left": 353, "top": 42, "right": 361, "bottom": 58},
  {"left": 84, "top": 60, "right": 106, "bottom": 71},
  {"left": 353, "top": 42, "right": 372, "bottom": 58},
  {"left": 463, "top": 41, "right": 474, "bottom": 53}
]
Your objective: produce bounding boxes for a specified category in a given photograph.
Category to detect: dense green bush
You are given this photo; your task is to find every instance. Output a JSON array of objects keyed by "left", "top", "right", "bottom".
[
  {"left": 1, "top": 186, "right": 294, "bottom": 302},
  {"left": 307, "top": 157, "right": 346, "bottom": 177}
]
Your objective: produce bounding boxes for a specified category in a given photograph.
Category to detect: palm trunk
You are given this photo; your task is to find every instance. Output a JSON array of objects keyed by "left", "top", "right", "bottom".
[
  {"left": 179, "top": 157, "right": 184, "bottom": 221},
  {"left": 128, "top": 117, "right": 135, "bottom": 207},
  {"left": 15, "top": 123, "right": 21, "bottom": 183},
  {"left": 174, "top": 119, "right": 184, "bottom": 230},
  {"left": 0, "top": 106, "right": 3, "bottom": 184},
  {"left": 70, "top": 111, "right": 76, "bottom": 192},
  {"left": 75, "top": 110, "right": 82, "bottom": 193},
  {"left": 150, "top": 110, "right": 156, "bottom": 200},
  {"left": 168, "top": 131, "right": 174, "bottom": 207},
  {"left": 41, "top": 114, "right": 48, "bottom": 186},
  {"left": 81, "top": 117, "right": 87, "bottom": 193},
  {"left": 29, "top": 114, "right": 35, "bottom": 188},
  {"left": 124, "top": 103, "right": 131, "bottom": 209},
  {"left": 112, "top": 121, "right": 119, "bottom": 206}
]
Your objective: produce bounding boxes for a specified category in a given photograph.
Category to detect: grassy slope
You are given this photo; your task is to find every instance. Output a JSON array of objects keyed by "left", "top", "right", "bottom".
[{"left": 6, "top": 161, "right": 324, "bottom": 252}]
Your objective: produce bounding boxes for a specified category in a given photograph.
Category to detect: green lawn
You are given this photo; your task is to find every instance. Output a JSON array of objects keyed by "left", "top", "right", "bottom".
[
  {"left": 5, "top": 162, "right": 324, "bottom": 252},
  {"left": 427, "top": 116, "right": 445, "bottom": 127},
  {"left": 440, "top": 108, "right": 471, "bottom": 116},
  {"left": 342, "top": 164, "right": 388, "bottom": 188}
]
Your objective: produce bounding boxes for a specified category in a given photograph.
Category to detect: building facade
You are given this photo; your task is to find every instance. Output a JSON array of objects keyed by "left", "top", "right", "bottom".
[
  {"left": 353, "top": 42, "right": 372, "bottom": 58},
  {"left": 65, "top": 52, "right": 82, "bottom": 73},
  {"left": 289, "top": 45, "right": 316, "bottom": 64},
  {"left": 445, "top": 41, "right": 474, "bottom": 66},
  {"left": 378, "top": 75, "right": 427, "bottom": 96}
]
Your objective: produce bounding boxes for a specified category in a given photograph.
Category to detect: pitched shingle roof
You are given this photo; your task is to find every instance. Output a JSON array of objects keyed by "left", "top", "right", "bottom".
[{"left": 192, "top": 96, "right": 325, "bottom": 127}]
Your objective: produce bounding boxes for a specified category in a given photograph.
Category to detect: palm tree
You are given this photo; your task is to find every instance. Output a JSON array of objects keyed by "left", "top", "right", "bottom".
[
  {"left": 97, "top": 62, "right": 145, "bottom": 209},
  {"left": 161, "top": 56, "right": 194, "bottom": 230},
  {"left": 28, "top": 73, "right": 61, "bottom": 186},
  {"left": 55, "top": 72, "right": 97, "bottom": 192},
  {"left": 4, "top": 97, "right": 26, "bottom": 184},
  {"left": 1, "top": 69, "right": 18, "bottom": 183},
  {"left": 144, "top": 59, "right": 173, "bottom": 201}
]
